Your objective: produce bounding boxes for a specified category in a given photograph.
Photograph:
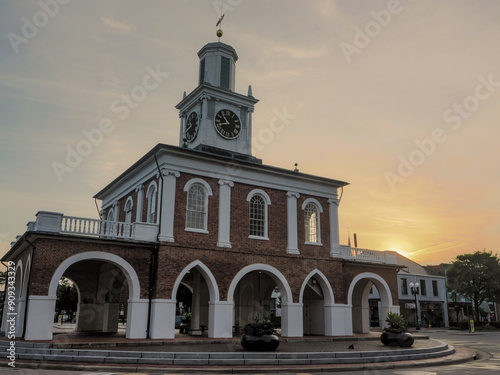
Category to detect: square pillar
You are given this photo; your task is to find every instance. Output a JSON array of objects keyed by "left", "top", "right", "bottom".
[
  {"left": 281, "top": 302, "right": 303, "bottom": 337},
  {"left": 208, "top": 301, "right": 233, "bottom": 338},
  {"left": 126, "top": 299, "right": 149, "bottom": 339},
  {"left": 328, "top": 303, "right": 353, "bottom": 336},
  {"left": 158, "top": 170, "right": 180, "bottom": 242},
  {"left": 24, "top": 296, "right": 56, "bottom": 341},
  {"left": 149, "top": 299, "right": 176, "bottom": 339}
]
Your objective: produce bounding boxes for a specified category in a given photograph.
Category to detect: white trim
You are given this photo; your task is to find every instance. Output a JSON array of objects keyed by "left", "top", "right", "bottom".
[
  {"left": 185, "top": 228, "right": 209, "bottom": 234},
  {"left": 347, "top": 272, "right": 393, "bottom": 307},
  {"left": 302, "top": 200, "right": 322, "bottom": 245},
  {"left": 146, "top": 180, "right": 158, "bottom": 224},
  {"left": 171, "top": 260, "right": 220, "bottom": 301},
  {"left": 301, "top": 198, "right": 324, "bottom": 212},
  {"left": 299, "top": 269, "right": 335, "bottom": 304},
  {"left": 48, "top": 251, "right": 141, "bottom": 301},
  {"left": 124, "top": 196, "right": 133, "bottom": 223},
  {"left": 247, "top": 190, "right": 270, "bottom": 240},
  {"left": 246, "top": 189, "right": 271, "bottom": 204},
  {"left": 183, "top": 178, "right": 213, "bottom": 195},
  {"left": 184, "top": 179, "right": 212, "bottom": 232}
]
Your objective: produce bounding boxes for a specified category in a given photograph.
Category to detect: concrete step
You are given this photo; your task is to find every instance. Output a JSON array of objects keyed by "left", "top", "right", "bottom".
[{"left": 1, "top": 339, "right": 454, "bottom": 366}]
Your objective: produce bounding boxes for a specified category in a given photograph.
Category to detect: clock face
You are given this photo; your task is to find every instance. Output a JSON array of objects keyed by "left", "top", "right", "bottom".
[
  {"left": 185, "top": 112, "right": 199, "bottom": 142},
  {"left": 214, "top": 109, "right": 241, "bottom": 139}
]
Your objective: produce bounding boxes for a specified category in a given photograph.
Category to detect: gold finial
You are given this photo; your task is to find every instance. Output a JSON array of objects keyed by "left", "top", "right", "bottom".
[{"left": 216, "top": 12, "right": 224, "bottom": 41}]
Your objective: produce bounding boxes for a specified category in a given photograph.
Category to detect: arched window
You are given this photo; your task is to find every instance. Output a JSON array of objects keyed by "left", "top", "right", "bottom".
[
  {"left": 146, "top": 183, "right": 157, "bottom": 224},
  {"left": 250, "top": 195, "right": 266, "bottom": 238},
  {"left": 247, "top": 189, "right": 271, "bottom": 240},
  {"left": 186, "top": 184, "right": 208, "bottom": 231},
  {"left": 124, "top": 197, "right": 133, "bottom": 224},
  {"left": 106, "top": 209, "right": 116, "bottom": 236},
  {"left": 304, "top": 203, "right": 319, "bottom": 243}
]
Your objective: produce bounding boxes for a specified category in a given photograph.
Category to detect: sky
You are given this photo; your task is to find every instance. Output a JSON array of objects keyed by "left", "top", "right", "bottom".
[{"left": 0, "top": 0, "right": 499, "bottom": 265}]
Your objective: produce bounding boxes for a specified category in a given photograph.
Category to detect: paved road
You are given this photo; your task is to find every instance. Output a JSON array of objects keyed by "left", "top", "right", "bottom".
[{"left": 0, "top": 330, "right": 498, "bottom": 375}]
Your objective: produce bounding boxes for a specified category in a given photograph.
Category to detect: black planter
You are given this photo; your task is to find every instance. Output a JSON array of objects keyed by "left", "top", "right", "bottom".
[
  {"left": 380, "top": 331, "right": 414, "bottom": 347},
  {"left": 241, "top": 334, "right": 280, "bottom": 351}
]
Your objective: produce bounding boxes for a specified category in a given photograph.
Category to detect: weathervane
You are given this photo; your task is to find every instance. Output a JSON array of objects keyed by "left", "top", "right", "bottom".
[{"left": 216, "top": 11, "right": 224, "bottom": 41}]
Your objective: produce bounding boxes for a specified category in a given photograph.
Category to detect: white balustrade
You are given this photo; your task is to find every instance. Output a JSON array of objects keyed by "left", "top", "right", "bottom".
[
  {"left": 338, "top": 245, "right": 396, "bottom": 265},
  {"left": 61, "top": 216, "right": 134, "bottom": 240}
]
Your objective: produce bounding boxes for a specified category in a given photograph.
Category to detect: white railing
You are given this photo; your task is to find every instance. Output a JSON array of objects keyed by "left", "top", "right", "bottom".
[
  {"left": 31, "top": 211, "right": 158, "bottom": 242},
  {"left": 339, "top": 245, "right": 397, "bottom": 265},
  {"left": 61, "top": 216, "right": 134, "bottom": 239}
]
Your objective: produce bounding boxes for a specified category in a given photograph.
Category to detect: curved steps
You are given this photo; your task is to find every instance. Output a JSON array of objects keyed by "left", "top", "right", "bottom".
[{"left": 2, "top": 339, "right": 454, "bottom": 366}]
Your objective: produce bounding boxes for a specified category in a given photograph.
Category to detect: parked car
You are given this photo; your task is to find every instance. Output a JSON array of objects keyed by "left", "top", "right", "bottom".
[{"left": 175, "top": 316, "right": 184, "bottom": 329}]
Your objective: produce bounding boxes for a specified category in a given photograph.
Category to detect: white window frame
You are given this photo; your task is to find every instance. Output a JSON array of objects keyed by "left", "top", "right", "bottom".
[
  {"left": 184, "top": 178, "right": 213, "bottom": 233},
  {"left": 146, "top": 181, "right": 158, "bottom": 224},
  {"left": 124, "top": 196, "right": 133, "bottom": 224},
  {"left": 246, "top": 189, "right": 271, "bottom": 240},
  {"left": 301, "top": 198, "right": 323, "bottom": 245}
]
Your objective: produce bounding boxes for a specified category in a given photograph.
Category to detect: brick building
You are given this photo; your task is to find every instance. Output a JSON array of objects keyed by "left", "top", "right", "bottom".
[{"left": 2, "top": 40, "right": 402, "bottom": 341}]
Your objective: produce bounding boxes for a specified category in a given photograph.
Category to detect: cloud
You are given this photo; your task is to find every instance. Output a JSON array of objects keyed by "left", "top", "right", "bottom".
[{"left": 101, "top": 17, "right": 137, "bottom": 35}]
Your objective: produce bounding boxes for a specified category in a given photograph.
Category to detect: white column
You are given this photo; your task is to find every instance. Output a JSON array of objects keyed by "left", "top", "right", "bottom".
[
  {"left": 190, "top": 272, "right": 203, "bottom": 335},
  {"left": 135, "top": 184, "right": 144, "bottom": 222},
  {"left": 149, "top": 299, "right": 176, "bottom": 339},
  {"left": 246, "top": 108, "right": 253, "bottom": 154},
  {"left": 217, "top": 179, "right": 234, "bottom": 248},
  {"left": 328, "top": 198, "right": 341, "bottom": 257},
  {"left": 208, "top": 301, "right": 233, "bottom": 338},
  {"left": 158, "top": 170, "right": 180, "bottom": 242},
  {"left": 126, "top": 299, "right": 149, "bottom": 339},
  {"left": 286, "top": 192, "right": 300, "bottom": 254},
  {"left": 23, "top": 296, "right": 57, "bottom": 341},
  {"left": 281, "top": 302, "right": 303, "bottom": 337}
]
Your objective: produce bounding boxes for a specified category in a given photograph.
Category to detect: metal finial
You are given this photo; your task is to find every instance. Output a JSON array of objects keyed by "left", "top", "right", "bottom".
[
  {"left": 216, "top": 11, "right": 224, "bottom": 41},
  {"left": 294, "top": 163, "right": 299, "bottom": 172}
]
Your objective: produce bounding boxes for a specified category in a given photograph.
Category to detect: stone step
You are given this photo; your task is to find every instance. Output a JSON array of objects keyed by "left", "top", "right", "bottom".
[{"left": 1, "top": 340, "right": 454, "bottom": 366}]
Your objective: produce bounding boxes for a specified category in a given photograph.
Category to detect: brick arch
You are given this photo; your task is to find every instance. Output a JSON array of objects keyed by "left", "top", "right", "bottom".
[
  {"left": 171, "top": 260, "right": 220, "bottom": 301},
  {"left": 299, "top": 269, "right": 335, "bottom": 304},
  {"left": 347, "top": 272, "right": 396, "bottom": 334},
  {"left": 227, "top": 263, "right": 293, "bottom": 303},
  {"left": 48, "top": 251, "right": 141, "bottom": 301},
  {"left": 347, "top": 272, "right": 393, "bottom": 307}
]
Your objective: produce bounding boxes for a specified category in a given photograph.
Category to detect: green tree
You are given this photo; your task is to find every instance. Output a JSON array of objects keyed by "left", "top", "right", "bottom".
[
  {"left": 56, "top": 277, "right": 78, "bottom": 321},
  {"left": 446, "top": 251, "right": 500, "bottom": 323}
]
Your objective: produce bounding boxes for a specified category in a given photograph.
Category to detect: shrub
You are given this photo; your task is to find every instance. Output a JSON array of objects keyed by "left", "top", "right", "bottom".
[{"left": 384, "top": 312, "right": 408, "bottom": 333}]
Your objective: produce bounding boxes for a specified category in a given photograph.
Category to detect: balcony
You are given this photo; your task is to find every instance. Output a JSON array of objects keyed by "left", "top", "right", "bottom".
[
  {"left": 26, "top": 211, "right": 159, "bottom": 243},
  {"left": 338, "top": 245, "right": 398, "bottom": 265}
]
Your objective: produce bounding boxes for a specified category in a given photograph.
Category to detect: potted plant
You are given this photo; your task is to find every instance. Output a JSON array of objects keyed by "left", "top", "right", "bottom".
[
  {"left": 380, "top": 312, "right": 414, "bottom": 347},
  {"left": 241, "top": 314, "right": 280, "bottom": 351}
]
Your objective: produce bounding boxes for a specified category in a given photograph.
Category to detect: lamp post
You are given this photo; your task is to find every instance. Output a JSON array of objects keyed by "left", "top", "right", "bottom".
[{"left": 409, "top": 281, "right": 420, "bottom": 330}]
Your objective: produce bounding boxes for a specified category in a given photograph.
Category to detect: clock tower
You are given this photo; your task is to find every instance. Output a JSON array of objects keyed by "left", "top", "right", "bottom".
[{"left": 175, "top": 42, "right": 259, "bottom": 162}]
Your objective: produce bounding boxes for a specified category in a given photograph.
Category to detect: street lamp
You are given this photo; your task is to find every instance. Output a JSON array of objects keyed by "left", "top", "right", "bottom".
[{"left": 409, "top": 281, "right": 420, "bottom": 330}]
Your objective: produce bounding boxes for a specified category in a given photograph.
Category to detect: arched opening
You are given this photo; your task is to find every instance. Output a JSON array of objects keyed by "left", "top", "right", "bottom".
[
  {"left": 233, "top": 271, "right": 280, "bottom": 331},
  {"left": 228, "top": 265, "right": 293, "bottom": 336},
  {"left": 300, "top": 270, "right": 335, "bottom": 336},
  {"left": 302, "top": 276, "right": 324, "bottom": 335},
  {"left": 348, "top": 272, "right": 394, "bottom": 334},
  {"left": 172, "top": 261, "right": 219, "bottom": 337},
  {"left": 56, "top": 259, "right": 129, "bottom": 335},
  {"left": 41, "top": 251, "right": 143, "bottom": 341}
]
